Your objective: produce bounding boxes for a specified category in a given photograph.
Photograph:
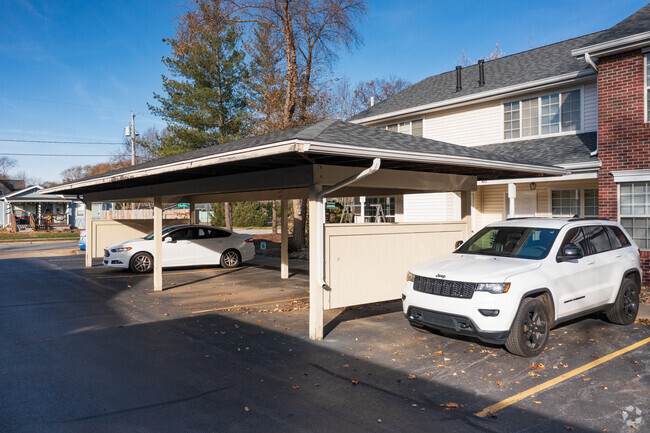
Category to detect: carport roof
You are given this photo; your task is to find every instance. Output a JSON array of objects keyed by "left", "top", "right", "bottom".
[{"left": 42, "top": 119, "right": 567, "bottom": 197}]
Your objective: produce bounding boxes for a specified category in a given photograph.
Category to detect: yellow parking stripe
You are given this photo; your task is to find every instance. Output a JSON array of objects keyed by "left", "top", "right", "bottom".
[
  {"left": 192, "top": 296, "right": 309, "bottom": 314},
  {"left": 475, "top": 336, "right": 650, "bottom": 418},
  {"left": 94, "top": 266, "right": 253, "bottom": 279}
]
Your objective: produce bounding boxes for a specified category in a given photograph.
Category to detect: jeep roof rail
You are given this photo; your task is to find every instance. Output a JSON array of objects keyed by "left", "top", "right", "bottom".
[{"left": 567, "top": 217, "right": 611, "bottom": 222}]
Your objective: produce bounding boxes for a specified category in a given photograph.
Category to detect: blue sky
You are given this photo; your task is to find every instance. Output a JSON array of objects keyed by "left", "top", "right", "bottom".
[{"left": 0, "top": 0, "right": 647, "bottom": 182}]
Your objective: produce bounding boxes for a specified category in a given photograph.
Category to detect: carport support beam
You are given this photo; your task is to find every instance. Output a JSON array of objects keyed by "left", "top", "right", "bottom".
[
  {"left": 309, "top": 184, "right": 324, "bottom": 340},
  {"left": 189, "top": 202, "right": 196, "bottom": 224},
  {"left": 153, "top": 196, "right": 163, "bottom": 291},
  {"left": 84, "top": 201, "right": 92, "bottom": 268},
  {"left": 281, "top": 199, "right": 289, "bottom": 279}
]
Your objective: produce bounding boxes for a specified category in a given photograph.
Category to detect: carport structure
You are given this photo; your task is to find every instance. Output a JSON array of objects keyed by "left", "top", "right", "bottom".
[{"left": 42, "top": 119, "right": 566, "bottom": 340}]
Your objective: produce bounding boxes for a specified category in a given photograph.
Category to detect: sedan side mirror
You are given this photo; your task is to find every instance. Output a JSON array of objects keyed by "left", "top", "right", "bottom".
[
  {"left": 163, "top": 237, "right": 174, "bottom": 243},
  {"left": 557, "top": 245, "right": 583, "bottom": 262},
  {"left": 455, "top": 240, "right": 464, "bottom": 249}
]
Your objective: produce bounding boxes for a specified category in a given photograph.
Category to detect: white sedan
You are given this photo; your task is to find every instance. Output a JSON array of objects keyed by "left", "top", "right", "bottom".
[{"left": 103, "top": 225, "right": 255, "bottom": 273}]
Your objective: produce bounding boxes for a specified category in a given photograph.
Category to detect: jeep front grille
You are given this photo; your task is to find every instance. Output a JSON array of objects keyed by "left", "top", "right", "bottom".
[{"left": 413, "top": 276, "right": 476, "bottom": 299}]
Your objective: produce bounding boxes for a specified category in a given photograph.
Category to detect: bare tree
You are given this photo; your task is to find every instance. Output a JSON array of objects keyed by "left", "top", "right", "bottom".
[
  {"left": 221, "top": 0, "right": 367, "bottom": 248},
  {"left": 456, "top": 42, "right": 505, "bottom": 66},
  {"left": 0, "top": 156, "right": 17, "bottom": 179},
  {"left": 352, "top": 75, "right": 411, "bottom": 113}
]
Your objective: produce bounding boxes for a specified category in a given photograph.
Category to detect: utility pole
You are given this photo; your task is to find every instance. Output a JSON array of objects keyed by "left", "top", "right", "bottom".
[{"left": 130, "top": 112, "right": 136, "bottom": 165}]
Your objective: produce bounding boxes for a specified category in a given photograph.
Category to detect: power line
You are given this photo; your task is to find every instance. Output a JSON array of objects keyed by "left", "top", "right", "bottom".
[
  {"left": 0, "top": 138, "right": 123, "bottom": 145},
  {"left": 0, "top": 153, "right": 114, "bottom": 157}
]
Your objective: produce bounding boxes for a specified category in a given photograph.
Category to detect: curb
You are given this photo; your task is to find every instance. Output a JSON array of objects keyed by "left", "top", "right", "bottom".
[{"left": 638, "top": 303, "right": 650, "bottom": 321}]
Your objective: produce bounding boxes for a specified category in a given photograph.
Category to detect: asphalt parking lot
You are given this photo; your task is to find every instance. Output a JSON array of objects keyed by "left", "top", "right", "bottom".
[{"left": 1, "top": 243, "right": 648, "bottom": 432}]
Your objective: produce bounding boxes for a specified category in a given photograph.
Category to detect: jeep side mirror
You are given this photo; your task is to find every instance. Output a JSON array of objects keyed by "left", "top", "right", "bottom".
[
  {"left": 455, "top": 240, "right": 464, "bottom": 249},
  {"left": 558, "top": 245, "right": 583, "bottom": 262}
]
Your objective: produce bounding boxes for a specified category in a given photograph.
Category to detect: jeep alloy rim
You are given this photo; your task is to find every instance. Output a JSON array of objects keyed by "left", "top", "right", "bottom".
[
  {"left": 523, "top": 306, "right": 546, "bottom": 349},
  {"left": 623, "top": 285, "right": 638, "bottom": 318}
]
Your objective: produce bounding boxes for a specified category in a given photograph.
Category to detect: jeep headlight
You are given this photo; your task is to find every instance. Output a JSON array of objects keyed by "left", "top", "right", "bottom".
[
  {"left": 475, "top": 282, "right": 510, "bottom": 294},
  {"left": 406, "top": 271, "right": 415, "bottom": 282},
  {"left": 111, "top": 247, "right": 132, "bottom": 253}
]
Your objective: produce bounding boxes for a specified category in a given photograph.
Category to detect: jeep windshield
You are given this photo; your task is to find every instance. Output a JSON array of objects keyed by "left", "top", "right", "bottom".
[{"left": 455, "top": 226, "right": 559, "bottom": 260}]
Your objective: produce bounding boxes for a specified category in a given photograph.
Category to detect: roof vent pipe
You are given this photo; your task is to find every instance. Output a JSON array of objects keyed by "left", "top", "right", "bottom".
[
  {"left": 478, "top": 59, "right": 485, "bottom": 87},
  {"left": 455, "top": 66, "right": 462, "bottom": 92}
]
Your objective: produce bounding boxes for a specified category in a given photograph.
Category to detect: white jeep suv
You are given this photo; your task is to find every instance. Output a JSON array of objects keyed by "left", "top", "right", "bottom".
[{"left": 403, "top": 218, "right": 642, "bottom": 357}]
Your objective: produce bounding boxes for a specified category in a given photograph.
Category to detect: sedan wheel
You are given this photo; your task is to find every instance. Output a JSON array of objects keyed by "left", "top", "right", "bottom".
[
  {"left": 220, "top": 250, "right": 240, "bottom": 268},
  {"left": 130, "top": 252, "right": 153, "bottom": 273}
]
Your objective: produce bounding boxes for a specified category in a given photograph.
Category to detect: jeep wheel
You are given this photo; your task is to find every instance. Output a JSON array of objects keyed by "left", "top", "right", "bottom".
[
  {"left": 606, "top": 278, "right": 639, "bottom": 325},
  {"left": 505, "top": 297, "right": 550, "bottom": 357}
]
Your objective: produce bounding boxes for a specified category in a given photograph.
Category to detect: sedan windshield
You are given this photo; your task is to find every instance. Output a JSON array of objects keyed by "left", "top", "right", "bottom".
[
  {"left": 144, "top": 226, "right": 177, "bottom": 240},
  {"left": 455, "top": 226, "right": 559, "bottom": 260}
]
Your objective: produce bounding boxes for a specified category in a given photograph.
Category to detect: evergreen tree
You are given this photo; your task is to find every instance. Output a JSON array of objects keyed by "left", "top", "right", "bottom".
[{"left": 148, "top": 1, "right": 249, "bottom": 156}]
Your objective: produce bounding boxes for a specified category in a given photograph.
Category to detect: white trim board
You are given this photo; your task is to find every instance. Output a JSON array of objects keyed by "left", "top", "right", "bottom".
[
  {"left": 611, "top": 169, "right": 650, "bottom": 183},
  {"left": 479, "top": 171, "right": 597, "bottom": 186}
]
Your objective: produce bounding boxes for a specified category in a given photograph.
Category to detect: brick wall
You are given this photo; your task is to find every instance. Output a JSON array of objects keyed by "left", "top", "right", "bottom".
[{"left": 597, "top": 49, "right": 650, "bottom": 284}]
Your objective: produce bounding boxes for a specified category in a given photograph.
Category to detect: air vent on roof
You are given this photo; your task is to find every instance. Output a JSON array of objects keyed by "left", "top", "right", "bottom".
[
  {"left": 456, "top": 66, "right": 462, "bottom": 92},
  {"left": 478, "top": 59, "right": 485, "bottom": 87}
]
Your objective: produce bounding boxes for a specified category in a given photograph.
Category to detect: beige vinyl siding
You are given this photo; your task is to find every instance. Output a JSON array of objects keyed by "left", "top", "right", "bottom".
[
  {"left": 474, "top": 178, "right": 598, "bottom": 229},
  {"left": 423, "top": 101, "right": 503, "bottom": 146},
  {"left": 583, "top": 82, "right": 598, "bottom": 132}
]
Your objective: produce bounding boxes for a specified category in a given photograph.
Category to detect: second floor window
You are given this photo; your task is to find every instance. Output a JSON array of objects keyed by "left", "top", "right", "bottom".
[
  {"left": 504, "top": 90, "right": 581, "bottom": 139},
  {"left": 385, "top": 119, "right": 423, "bottom": 137}
]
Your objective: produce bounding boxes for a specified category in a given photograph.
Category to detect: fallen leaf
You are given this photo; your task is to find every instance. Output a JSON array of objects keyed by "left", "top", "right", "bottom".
[
  {"left": 529, "top": 363, "right": 545, "bottom": 370},
  {"left": 534, "top": 401, "right": 542, "bottom": 404},
  {"left": 351, "top": 380, "right": 359, "bottom": 385},
  {"left": 495, "top": 381, "right": 504, "bottom": 388},
  {"left": 292, "top": 385, "right": 300, "bottom": 389},
  {"left": 564, "top": 426, "right": 575, "bottom": 431},
  {"left": 244, "top": 406, "right": 250, "bottom": 412},
  {"left": 434, "top": 350, "right": 443, "bottom": 354},
  {"left": 441, "top": 402, "right": 459, "bottom": 408},
  {"left": 408, "top": 374, "right": 416, "bottom": 380}
]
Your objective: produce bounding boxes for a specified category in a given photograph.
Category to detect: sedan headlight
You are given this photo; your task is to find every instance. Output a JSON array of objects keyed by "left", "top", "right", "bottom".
[
  {"left": 406, "top": 271, "right": 415, "bottom": 282},
  {"left": 475, "top": 283, "right": 511, "bottom": 294},
  {"left": 111, "top": 247, "right": 132, "bottom": 253}
]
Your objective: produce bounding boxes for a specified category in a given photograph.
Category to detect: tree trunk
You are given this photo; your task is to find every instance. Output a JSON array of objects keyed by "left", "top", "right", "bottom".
[
  {"left": 291, "top": 198, "right": 306, "bottom": 249},
  {"left": 224, "top": 201, "right": 233, "bottom": 231},
  {"left": 271, "top": 200, "right": 277, "bottom": 234}
]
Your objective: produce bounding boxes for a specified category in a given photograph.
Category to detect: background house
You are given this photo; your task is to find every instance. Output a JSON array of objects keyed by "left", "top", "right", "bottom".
[
  {"left": 348, "top": 4, "right": 650, "bottom": 280},
  {"left": 1, "top": 185, "right": 84, "bottom": 231}
]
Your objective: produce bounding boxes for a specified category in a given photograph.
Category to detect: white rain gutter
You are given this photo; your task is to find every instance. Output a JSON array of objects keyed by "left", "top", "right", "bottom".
[
  {"left": 316, "top": 158, "right": 381, "bottom": 290},
  {"left": 584, "top": 52, "right": 599, "bottom": 157}
]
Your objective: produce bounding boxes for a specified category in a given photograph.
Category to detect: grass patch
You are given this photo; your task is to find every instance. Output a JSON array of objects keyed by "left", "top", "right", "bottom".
[{"left": 0, "top": 231, "right": 80, "bottom": 241}]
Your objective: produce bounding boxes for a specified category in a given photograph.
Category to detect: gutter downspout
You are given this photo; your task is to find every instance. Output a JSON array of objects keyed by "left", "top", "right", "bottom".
[
  {"left": 585, "top": 52, "right": 599, "bottom": 157},
  {"left": 316, "top": 158, "right": 381, "bottom": 290}
]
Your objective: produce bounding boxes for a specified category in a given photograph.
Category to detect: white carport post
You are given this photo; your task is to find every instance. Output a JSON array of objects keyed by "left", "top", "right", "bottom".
[
  {"left": 84, "top": 201, "right": 93, "bottom": 268},
  {"left": 280, "top": 199, "right": 289, "bottom": 279},
  {"left": 507, "top": 183, "right": 516, "bottom": 219},
  {"left": 153, "top": 196, "right": 163, "bottom": 291},
  {"left": 308, "top": 184, "right": 323, "bottom": 340}
]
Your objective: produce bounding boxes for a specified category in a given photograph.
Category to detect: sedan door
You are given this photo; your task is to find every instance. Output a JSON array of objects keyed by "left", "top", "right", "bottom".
[
  {"left": 162, "top": 227, "right": 197, "bottom": 267},
  {"left": 193, "top": 228, "right": 232, "bottom": 265}
]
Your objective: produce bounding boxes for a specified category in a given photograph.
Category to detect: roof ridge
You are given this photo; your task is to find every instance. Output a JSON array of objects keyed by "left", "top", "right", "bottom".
[{"left": 295, "top": 118, "right": 339, "bottom": 140}]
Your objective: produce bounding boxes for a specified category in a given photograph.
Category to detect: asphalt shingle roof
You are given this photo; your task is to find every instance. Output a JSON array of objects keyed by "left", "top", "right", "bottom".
[
  {"left": 577, "top": 3, "right": 650, "bottom": 48},
  {"left": 477, "top": 132, "right": 598, "bottom": 167},
  {"left": 348, "top": 31, "right": 603, "bottom": 122},
  {"left": 56, "top": 119, "right": 558, "bottom": 188}
]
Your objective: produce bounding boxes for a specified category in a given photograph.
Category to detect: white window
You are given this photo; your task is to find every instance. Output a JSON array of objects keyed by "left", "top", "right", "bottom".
[
  {"left": 385, "top": 119, "right": 423, "bottom": 137},
  {"left": 364, "top": 196, "right": 395, "bottom": 222},
  {"left": 551, "top": 189, "right": 598, "bottom": 217},
  {"left": 504, "top": 102, "right": 520, "bottom": 139},
  {"left": 504, "top": 90, "right": 581, "bottom": 139},
  {"left": 620, "top": 182, "right": 650, "bottom": 248}
]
